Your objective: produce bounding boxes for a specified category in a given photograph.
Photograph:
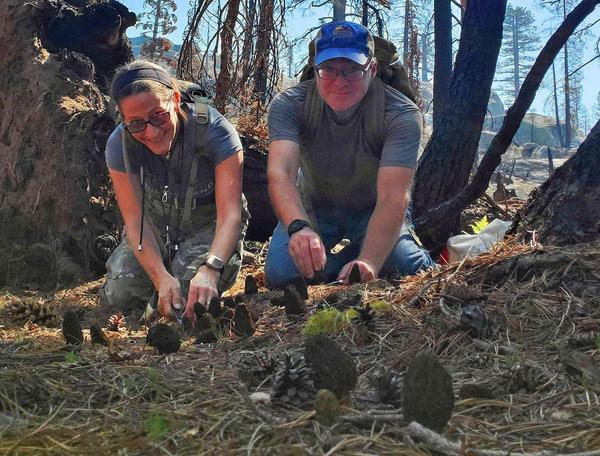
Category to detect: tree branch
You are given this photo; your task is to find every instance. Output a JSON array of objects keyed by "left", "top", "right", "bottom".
[{"left": 568, "top": 53, "right": 600, "bottom": 76}]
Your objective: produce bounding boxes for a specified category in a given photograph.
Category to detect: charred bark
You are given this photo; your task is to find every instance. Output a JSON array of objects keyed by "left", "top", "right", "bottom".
[
  {"left": 213, "top": 0, "right": 241, "bottom": 113},
  {"left": 432, "top": 0, "right": 452, "bottom": 130},
  {"left": 413, "top": 0, "right": 507, "bottom": 248},
  {"left": 42, "top": 0, "right": 135, "bottom": 87},
  {"left": 413, "top": 0, "right": 600, "bottom": 250},
  {"left": 253, "top": 0, "right": 273, "bottom": 101},
  {"left": 518, "top": 119, "right": 600, "bottom": 245}
]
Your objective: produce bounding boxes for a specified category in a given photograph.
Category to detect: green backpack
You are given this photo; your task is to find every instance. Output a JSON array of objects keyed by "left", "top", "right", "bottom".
[{"left": 299, "top": 36, "right": 417, "bottom": 157}]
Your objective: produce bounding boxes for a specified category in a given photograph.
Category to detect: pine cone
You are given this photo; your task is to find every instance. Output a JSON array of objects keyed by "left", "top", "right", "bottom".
[
  {"left": 354, "top": 303, "right": 375, "bottom": 325},
  {"left": 367, "top": 366, "right": 403, "bottom": 407},
  {"left": 107, "top": 313, "right": 125, "bottom": 331},
  {"left": 93, "top": 233, "right": 119, "bottom": 262},
  {"left": 90, "top": 324, "right": 110, "bottom": 346},
  {"left": 6, "top": 299, "right": 58, "bottom": 327},
  {"left": 238, "top": 352, "right": 278, "bottom": 387},
  {"left": 271, "top": 354, "right": 316, "bottom": 407}
]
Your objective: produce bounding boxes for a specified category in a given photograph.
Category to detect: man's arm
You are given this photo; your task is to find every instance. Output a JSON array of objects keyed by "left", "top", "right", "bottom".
[
  {"left": 268, "top": 139, "right": 326, "bottom": 278},
  {"left": 338, "top": 166, "right": 414, "bottom": 282}
]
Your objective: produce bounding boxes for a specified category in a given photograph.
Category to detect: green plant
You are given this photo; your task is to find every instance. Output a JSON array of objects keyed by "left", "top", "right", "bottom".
[
  {"left": 64, "top": 351, "right": 79, "bottom": 363},
  {"left": 468, "top": 215, "right": 489, "bottom": 234},
  {"left": 146, "top": 367, "right": 166, "bottom": 400},
  {"left": 145, "top": 410, "right": 169, "bottom": 439},
  {"left": 595, "top": 333, "right": 600, "bottom": 350}
]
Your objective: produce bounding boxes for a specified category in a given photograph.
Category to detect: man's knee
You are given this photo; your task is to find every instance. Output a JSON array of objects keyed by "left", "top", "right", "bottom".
[
  {"left": 264, "top": 256, "right": 301, "bottom": 289},
  {"left": 382, "top": 235, "right": 435, "bottom": 277}
]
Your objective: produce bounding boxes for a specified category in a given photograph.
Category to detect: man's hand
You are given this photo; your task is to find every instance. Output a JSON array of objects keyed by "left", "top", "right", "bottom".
[
  {"left": 184, "top": 266, "right": 220, "bottom": 326},
  {"left": 337, "top": 259, "right": 377, "bottom": 284},
  {"left": 157, "top": 275, "right": 185, "bottom": 318},
  {"left": 288, "top": 227, "right": 327, "bottom": 279}
]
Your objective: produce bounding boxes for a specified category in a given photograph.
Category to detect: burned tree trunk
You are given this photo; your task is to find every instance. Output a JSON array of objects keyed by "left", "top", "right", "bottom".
[
  {"left": 433, "top": 0, "right": 452, "bottom": 130},
  {"left": 253, "top": 0, "right": 274, "bottom": 101},
  {"left": 413, "top": 0, "right": 600, "bottom": 251},
  {"left": 518, "top": 119, "right": 600, "bottom": 245},
  {"left": 412, "top": 0, "right": 507, "bottom": 247},
  {"left": 213, "top": 0, "right": 241, "bottom": 113}
]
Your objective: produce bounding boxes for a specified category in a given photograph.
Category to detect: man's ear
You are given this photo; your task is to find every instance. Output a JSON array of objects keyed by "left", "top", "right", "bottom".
[{"left": 370, "top": 59, "right": 378, "bottom": 76}]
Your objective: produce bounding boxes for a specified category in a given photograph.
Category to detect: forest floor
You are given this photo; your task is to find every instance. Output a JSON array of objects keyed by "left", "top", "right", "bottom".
[{"left": 2, "top": 221, "right": 600, "bottom": 455}]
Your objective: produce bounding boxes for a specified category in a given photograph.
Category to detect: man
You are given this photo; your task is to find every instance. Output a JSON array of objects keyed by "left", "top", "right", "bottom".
[{"left": 265, "top": 21, "right": 434, "bottom": 287}]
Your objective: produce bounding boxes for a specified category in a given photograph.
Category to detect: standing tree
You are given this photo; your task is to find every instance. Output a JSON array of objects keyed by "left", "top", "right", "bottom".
[
  {"left": 551, "top": 62, "right": 565, "bottom": 146},
  {"left": 496, "top": 4, "right": 540, "bottom": 104},
  {"left": 213, "top": 0, "right": 241, "bottom": 113},
  {"left": 138, "top": 0, "right": 177, "bottom": 62},
  {"left": 433, "top": 0, "right": 452, "bottom": 129},
  {"left": 416, "top": 0, "right": 434, "bottom": 82},
  {"left": 413, "top": 0, "right": 508, "bottom": 247},
  {"left": 415, "top": 0, "right": 600, "bottom": 249},
  {"left": 594, "top": 90, "right": 600, "bottom": 119}
]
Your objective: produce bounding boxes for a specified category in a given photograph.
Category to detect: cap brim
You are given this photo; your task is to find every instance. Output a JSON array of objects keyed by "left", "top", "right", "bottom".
[{"left": 315, "top": 48, "right": 369, "bottom": 66}]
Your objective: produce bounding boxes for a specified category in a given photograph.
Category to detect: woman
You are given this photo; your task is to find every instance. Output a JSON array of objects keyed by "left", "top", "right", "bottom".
[{"left": 101, "top": 60, "right": 247, "bottom": 325}]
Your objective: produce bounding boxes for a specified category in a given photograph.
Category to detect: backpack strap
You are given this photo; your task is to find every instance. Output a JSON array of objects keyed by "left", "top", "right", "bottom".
[
  {"left": 361, "top": 76, "right": 386, "bottom": 157},
  {"left": 300, "top": 79, "right": 323, "bottom": 147},
  {"left": 182, "top": 95, "right": 210, "bottom": 225}
]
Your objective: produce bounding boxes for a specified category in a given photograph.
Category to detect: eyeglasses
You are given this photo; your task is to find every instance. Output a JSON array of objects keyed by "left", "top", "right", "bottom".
[
  {"left": 124, "top": 100, "right": 172, "bottom": 134},
  {"left": 315, "top": 61, "right": 372, "bottom": 81}
]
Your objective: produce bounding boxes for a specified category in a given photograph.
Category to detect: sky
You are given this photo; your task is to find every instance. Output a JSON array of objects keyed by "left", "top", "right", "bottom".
[{"left": 118, "top": 0, "right": 600, "bottom": 121}]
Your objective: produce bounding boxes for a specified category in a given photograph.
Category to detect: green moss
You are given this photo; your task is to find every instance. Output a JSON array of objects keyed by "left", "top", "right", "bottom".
[
  {"left": 302, "top": 308, "right": 357, "bottom": 336},
  {"left": 369, "top": 300, "right": 392, "bottom": 315}
]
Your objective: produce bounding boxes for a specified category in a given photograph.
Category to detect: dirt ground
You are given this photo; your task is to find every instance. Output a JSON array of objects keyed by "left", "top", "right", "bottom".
[{"left": 1, "top": 237, "right": 600, "bottom": 455}]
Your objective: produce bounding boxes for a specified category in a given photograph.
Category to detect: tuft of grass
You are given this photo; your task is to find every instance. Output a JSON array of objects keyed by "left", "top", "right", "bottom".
[
  {"left": 64, "top": 351, "right": 79, "bottom": 363},
  {"left": 303, "top": 308, "right": 356, "bottom": 336},
  {"left": 145, "top": 410, "right": 169, "bottom": 439}
]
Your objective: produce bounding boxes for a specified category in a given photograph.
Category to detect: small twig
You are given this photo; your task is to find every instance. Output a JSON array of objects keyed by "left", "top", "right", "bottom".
[{"left": 404, "top": 421, "right": 600, "bottom": 456}]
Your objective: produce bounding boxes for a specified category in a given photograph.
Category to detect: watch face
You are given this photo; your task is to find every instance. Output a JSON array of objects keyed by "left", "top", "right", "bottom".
[
  {"left": 289, "top": 219, "right": 310, "bottom": 235},
  {"left": 206, "top": 255, "right": 224, "bottom": 270}
]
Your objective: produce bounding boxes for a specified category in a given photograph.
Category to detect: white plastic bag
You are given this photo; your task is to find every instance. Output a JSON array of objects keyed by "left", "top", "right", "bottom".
[{"left": 446, "top": 219, "right": 512, "bottom": 263}]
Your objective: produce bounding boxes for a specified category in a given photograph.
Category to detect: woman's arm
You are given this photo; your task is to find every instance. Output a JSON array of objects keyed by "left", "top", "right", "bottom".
[
  {"left": 184, "top": 150, "right": 244, "bottom": 320},
  {"left": 109, "top": 168, "right": 183, "bottom": 315}
]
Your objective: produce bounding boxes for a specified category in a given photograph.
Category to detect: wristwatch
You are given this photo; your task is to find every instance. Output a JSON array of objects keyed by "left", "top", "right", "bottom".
[
  {"left": 204, "top": 254, "right": 225, "bottom": 272},
  {"left": 287, "top": 219, "right": 312, "bottom": 237}
]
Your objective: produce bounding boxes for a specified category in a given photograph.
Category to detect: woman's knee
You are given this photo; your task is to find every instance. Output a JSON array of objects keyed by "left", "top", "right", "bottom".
[{"left": 101, "top": 277, "right": 153, "bottom": 311}]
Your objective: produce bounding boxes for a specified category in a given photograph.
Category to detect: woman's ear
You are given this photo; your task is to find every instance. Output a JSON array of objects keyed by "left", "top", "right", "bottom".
[{"left": 173, "top": 90, "right": 182, "bottom": 105}]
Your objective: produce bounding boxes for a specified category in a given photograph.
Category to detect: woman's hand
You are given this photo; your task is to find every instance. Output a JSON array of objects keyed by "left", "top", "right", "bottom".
[
  {"left": 157, "top": 275, "right": 185, "bottom": 318},
  {"left": 184, "top": 266, "right": 221, "bottom": 326}
]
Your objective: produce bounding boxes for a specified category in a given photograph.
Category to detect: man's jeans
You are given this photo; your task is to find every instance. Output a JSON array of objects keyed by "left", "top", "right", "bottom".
[{"left": 265, "top": 205, "right": 435, "bottom": 288}]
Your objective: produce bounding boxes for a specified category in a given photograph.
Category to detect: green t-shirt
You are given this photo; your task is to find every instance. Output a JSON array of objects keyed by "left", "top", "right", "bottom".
[{"left": 268, "top": 80, "right": 422, "bottom": 211}]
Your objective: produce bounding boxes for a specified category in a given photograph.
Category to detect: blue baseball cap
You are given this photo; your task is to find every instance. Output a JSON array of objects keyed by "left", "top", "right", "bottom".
[{"left": 314, "top": 21, "right": 374, "bottom": 66}]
